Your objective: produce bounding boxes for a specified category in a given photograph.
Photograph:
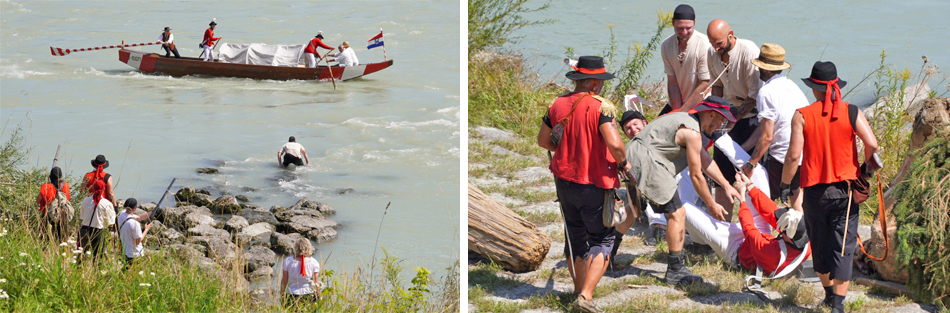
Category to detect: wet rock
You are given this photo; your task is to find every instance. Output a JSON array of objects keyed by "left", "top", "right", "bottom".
[
  {"left": 274, "top": 208, "right": 324, "bottom": 223},
  {"left": 270, "top": 232, "right": 303, "bottom": 256},
  {"left": 235, "top": 195, "right": 250, "bottom": 202},
  {"left": 190, "top": 194, "right": 214, "bottom": 208},
  {"left": 336, "top": 188, "right": 354, "bottom": 194},
  {"left": 196, "top": 188, "right": 212, "bottom": 196},
  {"left": 277, "top": 215, "right": 340, "bottom": 243},
  {"left": 245, "top": 246, "right": 277, "bottom": 273},
  {"left": 239, "top": 207, "right": 279, "bottom": 225},
  {"left": 225, "top": 216, "right": 249, "bottom": 232},
  {"left": 196, "top": 167, "right": 219, "bottom": 174},
  {"left": 290, "top": 198, "right": 336, "bottom": 216},
  {"left": 246, "top": 266, "right": 274, "bottom": 283},
  {"left": 212, "top": 195, "right": 242, "bottom": 215}
]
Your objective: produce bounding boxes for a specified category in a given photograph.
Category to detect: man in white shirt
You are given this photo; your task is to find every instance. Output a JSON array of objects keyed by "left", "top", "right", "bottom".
[
  {"left": 332, "top": 41, "right": 359, "bottom": 67},
  {"left": 79, "top": 180, "right": 116, "bottom": 263},
  {"left": 118, "top": 198, "right": 152, "bottom": 268},
  {"left": 278, "top": 136, "right": 310, "bottom": 169},
  {"left": 745, "top": 43, "right": 809, "bottom": 211},
  {"left": 157, "top": 27, "right": 179, "bottom": 58}
]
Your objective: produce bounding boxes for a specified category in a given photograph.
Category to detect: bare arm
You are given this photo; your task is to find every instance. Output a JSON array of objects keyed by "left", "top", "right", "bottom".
[
  {"left": 745, "top": 118, "right": 773, "bottom": 175},
  {"left": 537, "top": 123, "right": 556, "bottom": 152},
  {"left": 280, "top": 270, "right": 289, "bottom": 294},
  {"left": 853, "top": 109, "right": 879, "bottom": 161},
  {"left": 667, "top": 75, "right": 684, "bottom": 110},
  {"left": 106, "top": 176, "right": 116, "bottom": 207},
  {"left": 679, "top": 128, "right": 723, "bottom": 220},
  {"left": 277, "top": 151, "right": 284, "bottom": 169},
  {"left": 681, "top": 80, "right": 710, "bottom": 112},
  {"left": 134, "top": 223, "right": 151, "bottom": 245},
  {"left": 301, "top": 148, "right": 310, "bottom": 166},
  {"left": 782, "top": 111, "right": 804, "bottom": 185},
  {"left": 599, "top": 120, "right": 628, "bottom": 169}
]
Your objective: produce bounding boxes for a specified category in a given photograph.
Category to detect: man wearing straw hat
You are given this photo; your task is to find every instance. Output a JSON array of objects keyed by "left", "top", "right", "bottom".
[
  {"left": 659, "top": 4, "right": 711, "bottom": 114},
  {"left": 624, "top": 95, "right": 742, "bottom": 286},
  {"left": 781, "top": 61, "right": 880, "bottom": 312},
  {"left": 745, "top": 43, "right": 809, "bottom": 211},
  {"left": 537, "top": 55, "right": 628, "bottom": 313}
]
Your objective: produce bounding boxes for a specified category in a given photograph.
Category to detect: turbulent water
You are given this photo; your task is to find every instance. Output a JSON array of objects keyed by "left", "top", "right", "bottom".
[
  {"left": 508, "top": 0, "right": 950, "bottom": 105},
  {"left": 0, "top": 0, "right": 460, "bottom": 279}
]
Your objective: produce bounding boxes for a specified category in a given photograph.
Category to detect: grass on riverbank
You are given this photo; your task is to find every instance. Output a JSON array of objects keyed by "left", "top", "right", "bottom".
[{"left": 0, "top": 127, "right": 460, "bottom": 312}]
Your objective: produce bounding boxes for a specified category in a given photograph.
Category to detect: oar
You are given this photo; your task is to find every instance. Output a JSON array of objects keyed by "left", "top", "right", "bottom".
[
  {"left": 323, "top": 48, "right": 337, "bottom": 90},
  {"left": 147, "top": 178, "right": 176, "bottom": 223},
  {"left": 51, "top": 41, "right": 161, "bottom": 56}
]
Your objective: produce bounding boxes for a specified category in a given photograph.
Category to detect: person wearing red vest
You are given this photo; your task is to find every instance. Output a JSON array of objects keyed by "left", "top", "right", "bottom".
[
  {"left": 304, "top": 32, "right": 333, "bottom": 68},
  {"left": 202, "top": 19, "right": 221, "bottom": 62},
  {"left": 536, "top": 56, "right": 627, "bottom": 313},
  {"left": 781, "top": 61, "right": 879, "bottom": 313},
  {"left": 83, "top": 155, "right": 116, "bottom": 207}
]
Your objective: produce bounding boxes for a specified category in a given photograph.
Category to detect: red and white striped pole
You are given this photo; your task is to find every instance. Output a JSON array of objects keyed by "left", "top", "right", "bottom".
[
  {"left": 381, "top": 28, "right": 387, "bottom": 61},
  {"left": 50, "top": 41, "right": 161, "bottom": 56}
]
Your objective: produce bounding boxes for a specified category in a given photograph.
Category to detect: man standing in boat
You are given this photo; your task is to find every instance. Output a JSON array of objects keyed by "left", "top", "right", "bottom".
[
  {"left": 278, "top": 136, "right": 310, "bottom": 169},
  {"left": 331, "top": 41, "right": 359, "bottom": 67},
  {"left": 202, "top": 19, "right": 221, "bottom": 62},
  {"left": 304, "top": 32, "right": 333, "bottom": 68},
  {"left": 158, "top": 27, "right": 179, "bottom": 58}
]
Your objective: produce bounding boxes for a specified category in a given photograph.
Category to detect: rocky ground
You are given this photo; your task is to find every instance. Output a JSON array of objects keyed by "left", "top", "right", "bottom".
[
  {"left": 119, "top": 184, "right": 340, "bottom": 294},
  {"left": 467, "top": 126, "right": 937, "bottom": 313}
]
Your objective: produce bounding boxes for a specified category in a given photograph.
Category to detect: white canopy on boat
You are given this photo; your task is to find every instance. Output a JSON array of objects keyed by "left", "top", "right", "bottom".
[{"left": 219, "top": 43, "right": 305, "bottom": 67}]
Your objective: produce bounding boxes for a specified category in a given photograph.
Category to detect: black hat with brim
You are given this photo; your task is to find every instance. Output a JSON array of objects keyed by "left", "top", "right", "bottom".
[
  {"left": 620, "top": 110, "right": 646, "bottom": 126},
  {"left": 91, "top": 154, "right": 109, "bottom": 169},
  {"left": 565, "top": 56, "right": 615, "bottom": 81},
  {"left": 802, "top": 61, "right": 847, "bottom": 92},
  {"left": 688, "top": 95, "right": 736, "bottom": 122}
]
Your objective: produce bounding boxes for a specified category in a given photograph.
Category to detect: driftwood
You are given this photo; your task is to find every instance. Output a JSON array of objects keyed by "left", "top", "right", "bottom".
[
  {"left": 863, "top": 97, "right": 950, "bottom": 283},
  {"left": 468, "top": 183, "right": 550, "bottom": 272}
]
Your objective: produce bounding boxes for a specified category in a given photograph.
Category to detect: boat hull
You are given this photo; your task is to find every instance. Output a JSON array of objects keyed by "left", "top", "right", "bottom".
[{"left": 118, "top": 49, "right": 392, "bottom": 81}]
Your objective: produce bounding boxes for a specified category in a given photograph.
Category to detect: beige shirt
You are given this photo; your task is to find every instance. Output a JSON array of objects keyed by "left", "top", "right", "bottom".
[
  {"left": 707, "top": 38, "right": 761, "bottom": 108},
  {"left": 280, "top": 142, "right": 304, "bottom": 158},
  {"left": 80, "top": 196, "right": 116, "bottom": 229},
  {"left": 661, "top": 32, "right": 711, "bottom": 103}
]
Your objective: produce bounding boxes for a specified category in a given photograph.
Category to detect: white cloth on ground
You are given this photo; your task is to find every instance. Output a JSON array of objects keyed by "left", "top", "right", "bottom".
[{"left": 282, "top": 256, "right": 321, "bottom": 295}]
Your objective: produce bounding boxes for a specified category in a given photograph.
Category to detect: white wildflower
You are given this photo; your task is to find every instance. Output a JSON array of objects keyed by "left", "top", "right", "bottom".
[
  {"left": 59, "top": 242, "right": 68, "bottom": 247},
  {"left": 18, "top": 252, "right": 27, "bottom": 257},
  {"left": 61, "top": 253, "right": 67, "bottom": 257},
  {"left": 139, "top": 283, "right": 151, "bottom": 287},
  {"left": 138, "top": 271, "right": 144, "bottom": 276},
  {"left": 100, "top": 270, "right": 107, "bottom": 275},
  {"left": 0, "top": 289, "right": 8, "bottom": 299},
  {"left": 18, "top": 262, "right": 25, "bottom": 266},
  {"left": 149, "top": 272, "right": 155, "bottom": 276},
  {"left": 68, "top": 258, "right": 76, "bottom": 264},
  {"left": 0, "top": 278, "right": 6, "bottom": 283},
  {"left": 85, "top": 251, "right": 91, "bottom": 255}
]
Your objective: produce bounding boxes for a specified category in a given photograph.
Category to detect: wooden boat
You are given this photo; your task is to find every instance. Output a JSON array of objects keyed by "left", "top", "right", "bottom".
[{"left": 118, "top": 48, "right": 393, "bottom": 81}]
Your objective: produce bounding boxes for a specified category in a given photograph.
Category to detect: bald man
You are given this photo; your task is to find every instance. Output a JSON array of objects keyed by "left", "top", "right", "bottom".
[{"left": 706, "top": 19, "right": 762, "bottom": 220}]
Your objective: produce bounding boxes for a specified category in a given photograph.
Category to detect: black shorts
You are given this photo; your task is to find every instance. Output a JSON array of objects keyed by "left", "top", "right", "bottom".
[
  {"left": 712, "top": 117, "right": 759, "bottom": 186},
  {"left": 763, "top": 154, "right": 800, "bottom": 199},
  {"left": 649, "top": 189, "right": 683, "bottom": 214},
  {"left": 555, "top": 178, "right": 616, "bottom": 261},
  {"left": 282, "top": 154, "right": 304, "bottom": 167},
  {"left": 802, "top": 182, "right": 858, "bottom": 281}
]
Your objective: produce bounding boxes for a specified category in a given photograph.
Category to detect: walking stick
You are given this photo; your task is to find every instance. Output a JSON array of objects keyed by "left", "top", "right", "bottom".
[
  {"left": 323, "top": 49, "right": 337, "bottom": 90},
  {"left": 841, "top": 183, "right": 853, "bottom": 257}
]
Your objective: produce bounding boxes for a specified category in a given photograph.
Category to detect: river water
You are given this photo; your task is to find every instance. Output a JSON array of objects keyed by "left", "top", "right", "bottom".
[
  {"left": 507, "top": 0, "right": 950, "bottom": 105},
  {"left": 0, "top": 0, "right": 460, "bottom": 280}
]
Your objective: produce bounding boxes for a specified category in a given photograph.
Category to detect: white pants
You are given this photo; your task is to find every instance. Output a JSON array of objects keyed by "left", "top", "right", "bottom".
[
  {"left": 203, "top": 44, "right": 213, "bottom": 61},
  {"left": 305, "top": 53, "right": 317, "bottom": 68}
]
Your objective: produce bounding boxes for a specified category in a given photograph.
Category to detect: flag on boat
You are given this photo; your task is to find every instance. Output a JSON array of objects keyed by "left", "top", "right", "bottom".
[{"left": 367, "top": 31, "right": 384, "bottom": 50}]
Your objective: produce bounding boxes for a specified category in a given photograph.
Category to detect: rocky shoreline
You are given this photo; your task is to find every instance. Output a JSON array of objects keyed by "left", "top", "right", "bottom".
[{"left": 121, "top": 184, "right": 341, "bottom": 290}]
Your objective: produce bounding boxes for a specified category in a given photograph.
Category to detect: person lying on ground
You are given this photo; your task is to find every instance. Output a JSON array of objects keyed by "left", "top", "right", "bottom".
[
  {"left": 118, "top": 198, "right": 152, "bottom": 269},
  {"left": 733, "top": 172, "right": 811, "bottom": 276}
]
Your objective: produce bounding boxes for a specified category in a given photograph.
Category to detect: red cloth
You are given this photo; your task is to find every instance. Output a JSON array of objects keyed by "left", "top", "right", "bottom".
[
  {"left": 37, "top": 182, "right": 70, "bottom": 215},
  {"left": 809, "top": 78, "right": 843, "bottom": 120},
  {"left": 299, "top": 255, "right": 307, "bottom": 276},
  {"left": 90, "top": 179, "right": 106, "bottom": 206},
  {"left": 797, "top": 100, "right": 858, "bottom": 188},
  {"left": 83, "top": 167, "right": 109, "bottom": 193},
  {"left": 305, "top": 38, "right": 333, "bottom": 56},
  {"left": 737, "top": 187, "right": 811, "bottom": 275},
  {"left": 548, "top": 92, "right": 619, "bottom": 190},
  {"left": 202, "top": 28, "right": 220, "bottom": 47}
]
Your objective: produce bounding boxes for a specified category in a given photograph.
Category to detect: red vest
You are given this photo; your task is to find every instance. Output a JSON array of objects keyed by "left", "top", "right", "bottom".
[
  {"left": 202, "top": 28, "right": 218, "bottom": 46},
  {"left": 548, "top": 93, "right": 619, "bottom": 190},
  {"left": 798, "top": 100, "right": 858, "bottom": 188}
]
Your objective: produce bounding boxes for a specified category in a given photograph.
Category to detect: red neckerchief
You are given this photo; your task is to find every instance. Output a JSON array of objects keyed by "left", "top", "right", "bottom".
[
  {"left": 299, "top": 255, "right": 307, "bottom": 276},
  {"left": 808, "top": 77, "right": 842, "bottom": 120}
]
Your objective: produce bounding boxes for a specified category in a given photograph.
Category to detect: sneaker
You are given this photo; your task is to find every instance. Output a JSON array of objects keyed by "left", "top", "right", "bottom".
[
  {"left": 665, "top": 264, "right": 704, "bottom": 285},
  {"left": 573, "top": 295, "right": 605, "bottom": 313}
]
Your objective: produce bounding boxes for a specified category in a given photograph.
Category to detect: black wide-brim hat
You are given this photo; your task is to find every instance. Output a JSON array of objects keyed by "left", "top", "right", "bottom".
[
  {"left": 688, "top": 95, "right": 737, "bottom": 122},
  {"left": 91, "top": 154, "right": 109, "bottom": 169},
  {"left": 565, "top": 56, "right": 615, "bottom": 81},
  {"left": 802, "top": 61, "right": 847, "bottom": 91}
]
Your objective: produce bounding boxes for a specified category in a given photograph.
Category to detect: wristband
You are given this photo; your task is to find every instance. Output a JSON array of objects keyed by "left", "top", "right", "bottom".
[{"left": 618, "top": 160, "right": 628, "bottom": 169}]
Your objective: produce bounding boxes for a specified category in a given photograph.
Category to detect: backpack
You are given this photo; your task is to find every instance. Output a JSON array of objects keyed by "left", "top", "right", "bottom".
[{"left": 46, "top": 190, "right": 74, "bottom": 226}]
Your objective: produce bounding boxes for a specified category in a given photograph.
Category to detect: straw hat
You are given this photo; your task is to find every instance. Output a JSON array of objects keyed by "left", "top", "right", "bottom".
[{"left": 750, "top": 43, "right": 791, "bottom": 71}]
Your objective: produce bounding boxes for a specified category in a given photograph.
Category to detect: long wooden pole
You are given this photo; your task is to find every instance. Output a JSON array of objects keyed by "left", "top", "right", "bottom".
[{"left": 323, "top": 49, "right": 337, "bottom": 90}]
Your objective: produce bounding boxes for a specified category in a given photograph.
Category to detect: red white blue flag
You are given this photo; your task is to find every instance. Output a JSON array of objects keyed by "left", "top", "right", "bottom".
[{"left": 367, "top": 31, "right": 384, "bottom": 50}]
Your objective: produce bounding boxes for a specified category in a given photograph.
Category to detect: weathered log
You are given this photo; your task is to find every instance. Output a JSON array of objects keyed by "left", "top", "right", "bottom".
[
  {"left": 468, "top": 183, "right": 550, "bottom": 273},
  {"left": 864, "top": 97, "right": 950, "bottom": 283}
]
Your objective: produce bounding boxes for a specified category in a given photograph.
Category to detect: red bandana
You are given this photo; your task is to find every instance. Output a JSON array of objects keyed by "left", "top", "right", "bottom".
[
  {"left": 570, "top": 64, "right": 606, "bottom": 74},
  {"left": 299, "top": 255, "right": 307, "bottom": 276},
  {"left": 809, "top": 77, "right": 842, "bottom": 120}
]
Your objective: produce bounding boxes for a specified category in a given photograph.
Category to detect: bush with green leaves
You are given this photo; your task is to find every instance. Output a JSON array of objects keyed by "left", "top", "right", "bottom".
[{"left": 468, "top": 0, "right": 554, "bottom": 54}]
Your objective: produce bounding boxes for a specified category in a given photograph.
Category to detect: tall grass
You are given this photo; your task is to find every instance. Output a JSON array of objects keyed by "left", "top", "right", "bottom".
[
  {"left": 467, "top": 0, "right": 554, "bottom": 54},
  {"left": 0, "top": 129, "right": 460, "bottom": 312},
  {"left": 468, "top": 53, "right": 559, "bottom": 139}
]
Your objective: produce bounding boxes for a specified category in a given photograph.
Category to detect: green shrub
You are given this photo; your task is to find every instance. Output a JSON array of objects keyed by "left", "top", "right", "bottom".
[{"left": 468, "top": 0, "right": 554, "bottom": 54}]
